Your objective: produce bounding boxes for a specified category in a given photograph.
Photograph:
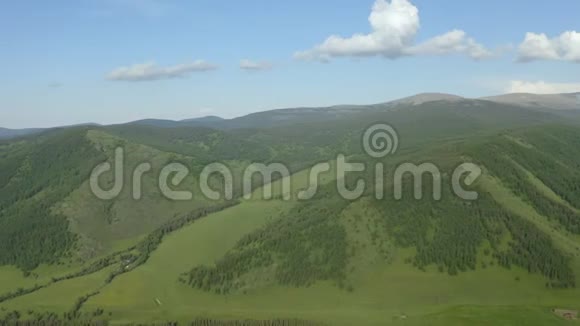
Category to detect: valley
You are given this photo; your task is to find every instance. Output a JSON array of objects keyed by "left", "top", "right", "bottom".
[
  {"left": 3, "top": 1, "right": 580, "bottom": 324},
  {"left": 1, "top": 97, "right": 580, "bottom": 325}
]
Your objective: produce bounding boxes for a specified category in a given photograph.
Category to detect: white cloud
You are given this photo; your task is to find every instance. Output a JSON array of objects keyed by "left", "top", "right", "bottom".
[
  {"left": 518, "top": 31, "right": 580, "bottom": 63},
  {"left": 239, "top": 59, "right": 273, "bottom": 71},
  {"left": 295, "top": 0, "right": 491, "bottom": 62},
  {"left": 107, "top": 61, "right": 218, "bottom": 81},
  {"left": 507, "top": 80, "right": 580, "bottom": 94},
  {"left": 408, "top": 30, "right": 492, "bottom": 60}
]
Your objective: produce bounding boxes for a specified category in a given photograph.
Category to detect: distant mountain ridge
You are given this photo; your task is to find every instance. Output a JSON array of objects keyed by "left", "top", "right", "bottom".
[
  {"left": 181, "top": 115, "right": 224, "bottom": 123},
  {"left": 3, "top": 91, "right": 580, "bottom": 139},
  {"left": 386, "top": 92, "right": 464, "bottom": 106},
  {"left": 125, "top": 115, "right": 226, "bottom": 128},
  {"left": 0, "top": 127, "right": 44, "bottom": 139},
  {"left": 481, "top": 92, "right": 580, "bottom": 111}
]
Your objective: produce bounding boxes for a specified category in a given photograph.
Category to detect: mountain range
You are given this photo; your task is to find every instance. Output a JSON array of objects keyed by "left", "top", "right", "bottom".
[
  {"left": 1, "top": 93, "right": 580, "bottom": 325},
  {"left": 3, "top": 92, "right": 580, "bottom": 140}
]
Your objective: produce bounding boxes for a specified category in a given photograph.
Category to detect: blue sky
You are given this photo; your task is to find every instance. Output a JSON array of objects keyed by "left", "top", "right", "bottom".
[{"left": 1, "top": 0, "right": 579, "bottom": 128}]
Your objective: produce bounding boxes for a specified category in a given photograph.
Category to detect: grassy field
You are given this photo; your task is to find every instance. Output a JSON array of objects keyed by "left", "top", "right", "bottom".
[
  {"left": 2, "top": 157, "right": 580, "bottom": 325},
  {"left": 0, "top": 264, "right": 73, "bottom": 294},
  {"left": 79, "top": 195, "right": 580, "bottom": 325},
  {"left": 403, "top": 306, "right": 578, "bottom": 326},
  {"left": 1, "top": 266, "right": 116, "bottom": 314}
]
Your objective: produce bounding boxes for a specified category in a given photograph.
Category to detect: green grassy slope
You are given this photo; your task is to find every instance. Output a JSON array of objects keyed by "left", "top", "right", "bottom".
[
  {"left": 56, "top": 130, "right": 220, "bottom": 260},
  {"left": 80, "top": 197, "right": 580, "bottom": 325}
]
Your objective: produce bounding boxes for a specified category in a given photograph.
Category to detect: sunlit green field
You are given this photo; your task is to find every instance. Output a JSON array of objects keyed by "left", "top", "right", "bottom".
[
  {"left": 81, "top": 195, "right": 580, "bottom": 325},
  {"left": 2, "top": 156, "right": 580, "bottom": 325},
  {"left": 81, "top": 171, "right": 580, "bottom": 325}
]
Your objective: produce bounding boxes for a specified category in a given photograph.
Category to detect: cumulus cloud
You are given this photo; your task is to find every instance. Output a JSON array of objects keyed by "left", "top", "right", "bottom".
[
  {"left": 107, "top": 61, "right": 218, "bottom": 81},
  {"left": 408, "top": 30, "right": 492, "bottom": 60},
  {"left": 295, "top": 0, "right": 491, "bottom": 62},
  {"left": 518, "top": 31, "right": 580, "bottom": 62},
  {"left": 507, "top": 80, "right": 580, "bottom": 94},
  {"left": 239, "top": 59, "right": 273, "bottom": 71}
]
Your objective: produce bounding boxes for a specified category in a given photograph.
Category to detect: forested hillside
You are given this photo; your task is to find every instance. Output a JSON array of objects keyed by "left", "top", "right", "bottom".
[
  {"left": 0, "top": 128, "right": 105, "bottom": 270},
  {"left": 1, "top": 101, "right": 580, "bottom": 325},
  {"left": 182, "top": 128, "right": 580, "bottom": 296}
]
